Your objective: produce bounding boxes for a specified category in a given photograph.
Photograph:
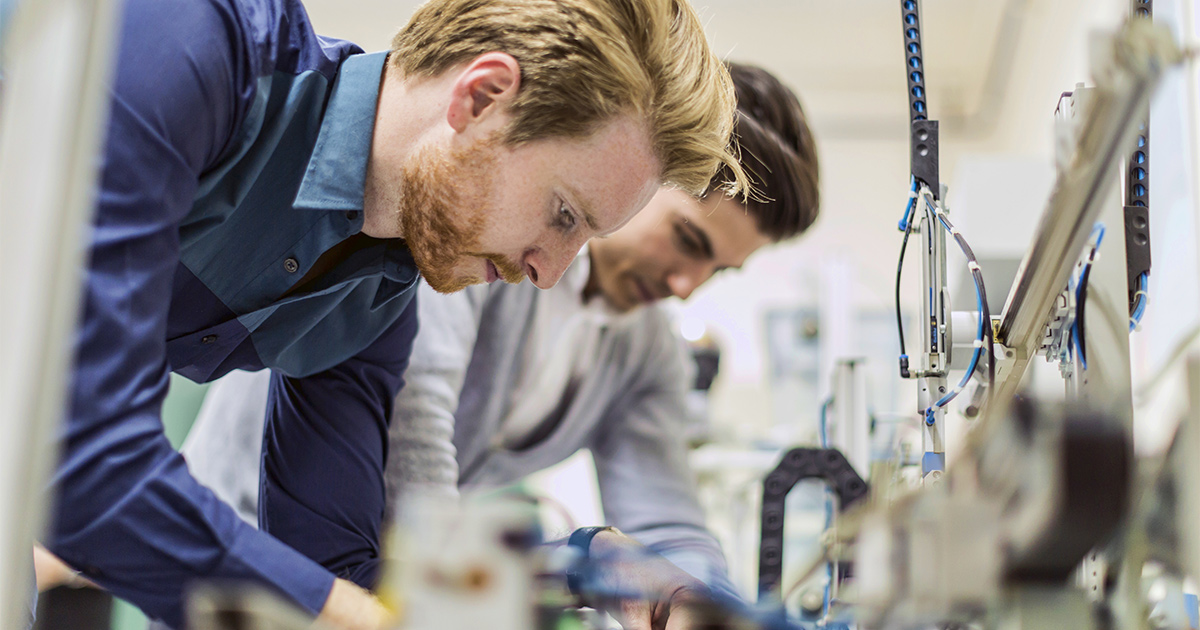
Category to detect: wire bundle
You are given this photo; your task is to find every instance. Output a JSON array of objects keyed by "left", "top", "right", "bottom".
[
  {"left": 1070, "top": 225, "right": 1148, "bottom": 370},
  {"left": 894, "top": 182, "right": 992, "bottom": 425},
  {"left": 1071, "top": 225, "right": 1105, "bottom": 370},
  {"left": 922, "top": 193, "right": 993, "bottom": 425},
  {"left": 1129, "top": 272, "right": 1149, "bottom": 331}
]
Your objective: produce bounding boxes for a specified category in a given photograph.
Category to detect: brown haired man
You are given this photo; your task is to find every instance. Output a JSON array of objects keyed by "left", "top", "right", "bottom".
[
  {"left": 174, "top": 62, "right": 820, "bottom": 627},
  {"left": 41, "top": 0, "right": 742, "bottom": 627}
]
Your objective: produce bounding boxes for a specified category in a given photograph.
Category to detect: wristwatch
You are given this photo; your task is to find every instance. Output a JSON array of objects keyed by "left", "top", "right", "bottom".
[{"left": 565, "top": 525, "right": 618, "bottom": 596}]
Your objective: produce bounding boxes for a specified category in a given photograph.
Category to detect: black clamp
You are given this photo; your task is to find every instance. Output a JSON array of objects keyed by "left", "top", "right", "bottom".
[{"left": 757, "top": 448, "right": 868, "bottom": 600}]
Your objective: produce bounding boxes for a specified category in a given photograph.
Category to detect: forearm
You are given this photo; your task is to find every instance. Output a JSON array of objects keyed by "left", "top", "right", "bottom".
[
  {"left": 51, "top": 425, "right": 336, "bottom": 626},
  {"left": 261, "top": 305, "right": 416, "bottom": 589},
  {"left": 573, "top": 529, "right": 714, "bottom": 630},
  {"left": 387, "top": 368, "right": 462, "bottom": 503},
  {"left": 385, "top": 285, "right": 486, "bottom": 512},
  {"left": 627, "top": 526, "right": 736, "bottom": 599}
]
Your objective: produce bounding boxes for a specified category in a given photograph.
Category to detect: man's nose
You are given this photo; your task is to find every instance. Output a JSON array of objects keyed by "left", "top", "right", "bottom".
[
  {"left": 666, "top": 265, "right": 711, "bottom": 301},
  {"left": 523, "top": 238, "right": 586, "bottom": 289}
]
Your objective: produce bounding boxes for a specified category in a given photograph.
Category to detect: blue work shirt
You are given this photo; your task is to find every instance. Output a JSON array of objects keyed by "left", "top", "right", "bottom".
[{"left": 47, "top": 0, "right": 419, "bottom": 625}]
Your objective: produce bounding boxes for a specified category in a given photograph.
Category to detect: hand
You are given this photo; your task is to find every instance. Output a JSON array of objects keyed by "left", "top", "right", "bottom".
[
  {"left": 583, "top": 530, "right": 713, "bottom": 630},
  {"left": 33, "top": 545, "right": 96, "bottom": 591},
  {"left": 316, "top": 578, "right": 391, "bottom": 630}
]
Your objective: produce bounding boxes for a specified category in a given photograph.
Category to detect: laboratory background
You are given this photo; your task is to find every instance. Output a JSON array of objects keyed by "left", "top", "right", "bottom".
[{"left": 2, "top": 0, "right": 1199, "bottom": 629}]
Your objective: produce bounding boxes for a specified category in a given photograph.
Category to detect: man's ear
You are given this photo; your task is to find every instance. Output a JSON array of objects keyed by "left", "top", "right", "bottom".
[{"left": 446, "top": 52, "right": 520, "bottom": 134}]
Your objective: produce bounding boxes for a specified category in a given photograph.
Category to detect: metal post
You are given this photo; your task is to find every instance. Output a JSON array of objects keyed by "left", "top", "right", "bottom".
[
  {"left": 1182, "top": 355, "right": 1200, "bottom": 587},
  {"left": 0, "top": 0, "right": 123, "bottom": 625},
  {"left": 832, "top": 359, "right": 871, "bottom": 479},
  {"left": 916, "top": 191, "right": 949, "bottom": 477}
]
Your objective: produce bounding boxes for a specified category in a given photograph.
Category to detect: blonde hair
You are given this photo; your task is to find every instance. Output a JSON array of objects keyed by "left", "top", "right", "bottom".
[{"left": 390, "top": 0, "right": 748, "bottom": 197}]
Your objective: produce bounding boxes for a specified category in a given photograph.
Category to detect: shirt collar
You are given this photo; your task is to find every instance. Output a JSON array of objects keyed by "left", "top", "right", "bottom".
[{"left": 293, "top": 51, "right": 388, "bottom": 212}]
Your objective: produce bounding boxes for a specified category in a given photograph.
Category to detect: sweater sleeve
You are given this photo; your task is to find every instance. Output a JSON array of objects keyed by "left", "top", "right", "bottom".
[
  {"left": 384, "top": 284, "right": 489, "bottom": 509},
  {"left": 591, "top": 316, "right": 738, "bottom": 599}
]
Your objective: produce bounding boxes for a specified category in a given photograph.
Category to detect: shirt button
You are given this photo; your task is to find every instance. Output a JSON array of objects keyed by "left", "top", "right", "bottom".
[
  {"left": 201, "top": 334, "right": 218, "bottom": 344},
  {"left": 345, "top": 211, "right": 359, "bottom": 221},
  {"left": 283, "top": 257, "right": 299, "bottom": 273}
]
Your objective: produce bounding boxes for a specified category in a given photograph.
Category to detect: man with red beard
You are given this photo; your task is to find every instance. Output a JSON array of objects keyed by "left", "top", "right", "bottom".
[
  {"left": 170, "top": 62, "right": 820, "bottom": 616},
  {"left": 39, "top": 0, "right": 745, "bottom": 627}
]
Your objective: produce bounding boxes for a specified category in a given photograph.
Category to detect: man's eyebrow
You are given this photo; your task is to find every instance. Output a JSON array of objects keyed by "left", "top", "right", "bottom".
[
  {"left": 562, "top": 186, "right": 601, "bottom": 232},
  {"left": 581, "top": 206, "right": 600, "bottom": 232}
]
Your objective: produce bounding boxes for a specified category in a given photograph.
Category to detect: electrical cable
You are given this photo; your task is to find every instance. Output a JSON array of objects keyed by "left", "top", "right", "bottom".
[
  {"left": 1129, "top": 272, "right": 1148, "bottom": 331},
  {"left": 817, "top": 397, "right": 834, "bottom": 625},
  {"left": 1075, "top": 262, "right": 1093, "bottom": 369},
  {"left": 818, "top": 398, "right": 832, "bottom": 448},
  {"left": 821, "top": 535, "right": 835, "bottom": 626},
  {"left": 920, "top": 192, "right": 992, "bottom": 424},
  {"left": 895, "top": 178, "right": 919, "bottom": 378},
  {"left": 1072, "top": 224, "right": 1106, "bottom": 370}
]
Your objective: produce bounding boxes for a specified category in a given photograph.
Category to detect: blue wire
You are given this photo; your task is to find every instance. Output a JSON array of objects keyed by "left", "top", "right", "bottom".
[
  {"left": 817, "top": 397, "right": 834, "bottom": 624},
  {"left": 898, "top": 177, "right": 918, "bottom": 231},
  {"left": 818, "top": 398, "right": 832, "bottom": 448},
  {"left": 1129, "top": 272, "right": 1148, "bottom": 331},
  {"left": 821, "top": 538, "right": 832, "bottom": 624},
  {"left": 1073, "top": 224, "right": 1107, "bottom": 369}
]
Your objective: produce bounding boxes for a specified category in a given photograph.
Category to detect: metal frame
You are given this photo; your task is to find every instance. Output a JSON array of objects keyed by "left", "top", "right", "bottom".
[
  {"left": 989, "top": 19, "right": 1178, "bottom": 415},
  {"left": 898, "top": 0, "right": 951, "bottom": 478},
  {"left": 0, "top": 0, "right": 124, "bottom": 625},
  {"left": 1048, "top": 86, "right": 1136, "bottom": 420},
  {"left": 914, "top": 189, "right": 951, "bottom": 476}
]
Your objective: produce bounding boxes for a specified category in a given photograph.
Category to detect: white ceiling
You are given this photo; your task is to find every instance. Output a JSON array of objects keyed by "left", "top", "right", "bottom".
[
  {"left": 301, "top": 0, "right": 1025, "bottom": 140},
  {"left": 698, "top": 0, "right": 1019, "bottom": 138}
]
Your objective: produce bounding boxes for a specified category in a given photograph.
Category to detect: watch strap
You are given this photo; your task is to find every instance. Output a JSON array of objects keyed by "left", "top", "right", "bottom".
[{"left": 565, "top": 526, "right": 617, "bottom": 596}]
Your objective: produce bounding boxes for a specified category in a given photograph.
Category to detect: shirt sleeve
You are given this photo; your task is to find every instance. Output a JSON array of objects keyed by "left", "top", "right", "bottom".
[
  {"left": 180, "top": 368, "right": 274, "bottom": 526},
  {"left": 260, "top": 297, "right": 419, "bottom": 589},
  {"left": 385, "top": 284, "right": 489, "bottom": 510},
  {"left": 47, "top": 0, "right": 337, "bottom": 625},
  {"left": 590, "top": 319, "right": 739, "bottom": 600}
]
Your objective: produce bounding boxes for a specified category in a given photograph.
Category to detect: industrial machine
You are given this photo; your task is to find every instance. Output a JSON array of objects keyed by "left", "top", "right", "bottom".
[
  {"left": 4, "top": 1, "right": 1198, "bottom": 629},
  {"left": 754, "top": 4, "right": 1200, "bottom": 630}
]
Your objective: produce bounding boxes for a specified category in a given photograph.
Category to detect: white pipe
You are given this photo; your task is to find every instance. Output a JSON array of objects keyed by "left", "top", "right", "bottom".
[{"left": 0, "top": 0, "right": 123, "bottom": 625}]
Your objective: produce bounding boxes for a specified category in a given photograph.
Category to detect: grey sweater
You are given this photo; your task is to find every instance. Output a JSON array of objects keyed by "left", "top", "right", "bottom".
[{"left": 180, "top": 255, "right": 732, "bottom": 592}]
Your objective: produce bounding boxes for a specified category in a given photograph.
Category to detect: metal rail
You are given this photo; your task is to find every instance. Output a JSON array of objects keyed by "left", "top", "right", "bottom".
[{"left": 990, "top": 20, "right": 1180, "bottom": 409}]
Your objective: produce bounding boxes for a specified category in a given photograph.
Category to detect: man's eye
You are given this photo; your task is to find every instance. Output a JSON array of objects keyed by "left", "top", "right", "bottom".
[
  {"left": 557, "top": 203, "right": 577, "bottom": 230},
  {"left": 675, "top": 224, "right": 700, "bottom": 254}
]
